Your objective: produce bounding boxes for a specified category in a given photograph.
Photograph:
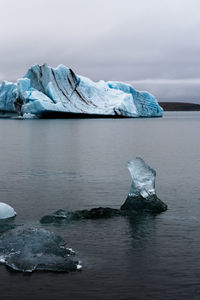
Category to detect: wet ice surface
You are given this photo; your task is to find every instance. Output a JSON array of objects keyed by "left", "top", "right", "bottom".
[
  {"left": 40, "top": 207, "right": 122, "bottom": 224},
  {"left": 121, "top": 158, "right": 167, "bottom": 212},
  {"left": 0, "top": 219, "right": 17, "bottom": 234},
  {"left": 40, "top": 204, "right": 164, "bottom": 225},
  {"left": 126, "top": 157, "right": 156, "bottom": 198},
  {"left": 0, "top": 202, "right": 16, "bottom": 219},
  {"left": 0, "top": 227, "right": 81, "bottom": 273}
]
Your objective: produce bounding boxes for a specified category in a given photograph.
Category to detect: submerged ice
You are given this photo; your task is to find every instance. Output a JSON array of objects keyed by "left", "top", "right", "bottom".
[
  {"left": 0, "top": 220, "right": 17, "bottom": 235},
  {"left": 40, "top": 207, "right": 121, "bottom": 224},
  {"left": 0, "top": 64, "right": 163, "bottom": 118},
  {"left": 121, "top": 158, "right": 167, "bottom": 212},
  {"left": 0, "top": 227, "right": 81, "bottom": 272}
]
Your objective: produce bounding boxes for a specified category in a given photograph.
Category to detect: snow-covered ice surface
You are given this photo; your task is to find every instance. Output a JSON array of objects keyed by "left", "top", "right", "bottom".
[
  {"left": 121, "top": 158, "right": 167, "bottom": 212},
  {"left": 0, "top": 227, "right": 81, "bottom": 273},
  {"left": 0, "top": 64, "right": 163, "bottom": 118},
  {"left": 0, "top": 202, "right": 16, "bottom": 219}
]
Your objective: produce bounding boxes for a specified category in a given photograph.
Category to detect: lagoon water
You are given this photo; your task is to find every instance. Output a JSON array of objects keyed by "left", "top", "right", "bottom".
[{"left": 0, "top": 112, "right": 200, "bottom": 300}]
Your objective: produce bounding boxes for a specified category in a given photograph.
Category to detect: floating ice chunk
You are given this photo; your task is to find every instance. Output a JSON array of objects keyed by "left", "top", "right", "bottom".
[
  {"left": 0, "top": 256, "right": 5, "bottom": 263},
  {"left": 0, "top": 203, "right": 16, "bottom": 219},
  {"left": 0, "top": 227, "right": 81, "bottom": 272},
  {"left": 121, "top": 158, "right": 167, "bottom": 212},
  {"left": 21, "top": 113, "right": 37, "bottom": 119},
  {"left": 77, "top": 263, "right": 82, "bottom": 270},
  {"left": 0, "top": 221, "right": 17, "bottom": 234}
]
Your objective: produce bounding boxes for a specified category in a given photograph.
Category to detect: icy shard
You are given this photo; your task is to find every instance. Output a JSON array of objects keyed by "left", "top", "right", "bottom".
[
  {"left": 0, "top": 202, "right": 16, "bottom": 219},
  {"left": 0, "top": 227, "right": 81, "bottom": 273},
  {"left": 125, "top": 158, "right": 156, "bottom": 198},
  {"left": 0, "top": 64, "right": 163, "bottom": 118},
  {"left": 121, "top": 158, "right": 167, "bottom": 213}
]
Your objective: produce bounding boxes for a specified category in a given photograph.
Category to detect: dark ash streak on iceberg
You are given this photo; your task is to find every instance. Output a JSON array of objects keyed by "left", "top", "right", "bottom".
[{"left": 0, "top": 64, "right": 163, "bottom": 118}]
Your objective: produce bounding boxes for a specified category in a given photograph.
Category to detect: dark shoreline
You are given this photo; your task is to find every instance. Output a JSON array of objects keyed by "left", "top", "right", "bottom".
[
  {"left": 1, "top": 103, "right": 200, "bottom": 119},
  {"left": 159, "top": 102, "right": 200, "bottom": 111}
]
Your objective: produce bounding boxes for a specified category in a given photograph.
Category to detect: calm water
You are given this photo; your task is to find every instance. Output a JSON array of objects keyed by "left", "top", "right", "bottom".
[{"left": 0, "top": 112, "right": 200, "bottom": 300}]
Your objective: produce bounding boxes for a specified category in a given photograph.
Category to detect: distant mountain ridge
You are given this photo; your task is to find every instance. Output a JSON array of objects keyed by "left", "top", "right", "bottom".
[{"left": 159, "top": 102, "right": 200, "bottom": 111}]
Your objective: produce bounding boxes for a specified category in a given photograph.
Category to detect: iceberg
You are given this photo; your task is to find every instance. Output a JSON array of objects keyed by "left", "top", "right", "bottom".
[
  {"left": 120, "top": 158, "right": 167, "bottom": 213},
  {"left": 0, "top": 202, "right": 16, "bottom": 219},
  {"left": 0, "top": 64, "right": 163, "bottom": 118},
  {"left": 0, "top": 227, "right": 81, "bottom": 272}
]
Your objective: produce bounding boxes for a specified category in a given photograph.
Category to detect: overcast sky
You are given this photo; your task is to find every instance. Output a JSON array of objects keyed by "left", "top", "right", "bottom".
[{"left": 0, "top": 0, "right": 200, "bottom": 102}]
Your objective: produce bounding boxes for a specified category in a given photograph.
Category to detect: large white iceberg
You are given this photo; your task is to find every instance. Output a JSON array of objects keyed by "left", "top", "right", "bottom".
[{"left": 0, "top": 64, "right": 163, "bottom": 118}]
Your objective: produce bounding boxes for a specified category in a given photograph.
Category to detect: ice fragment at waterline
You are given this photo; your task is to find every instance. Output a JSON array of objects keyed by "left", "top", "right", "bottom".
[
  {"left": 40, "top": 158, "right": 167, "bottom": 224},
  {"left": 0, "top": 227, "right": 81, "bottom": 272},
  {"left": 0, "top": 203, "right": 16, "bottom": 219},
  {"left": 40, "top": 207, "right": 122, "bottom": 224},
  {"left": 121, "top": 158, "right": 167, "bottom": 212},
  {"left": 0, "top": 64, "right": 163, "bottom": 118}
]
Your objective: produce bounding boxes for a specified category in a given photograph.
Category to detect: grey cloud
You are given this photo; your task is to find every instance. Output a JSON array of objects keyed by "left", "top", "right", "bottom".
[
  {"left": 0, "top": 0, "right": 200, "bottom": 102},
  {"left": 131, "top": 80, "right": 200, "bottom": 103}
]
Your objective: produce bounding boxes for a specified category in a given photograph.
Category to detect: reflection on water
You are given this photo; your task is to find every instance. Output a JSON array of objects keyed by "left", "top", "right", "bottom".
[{"left": 127, "top": 214, "right": 156, "bottom": 244}]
